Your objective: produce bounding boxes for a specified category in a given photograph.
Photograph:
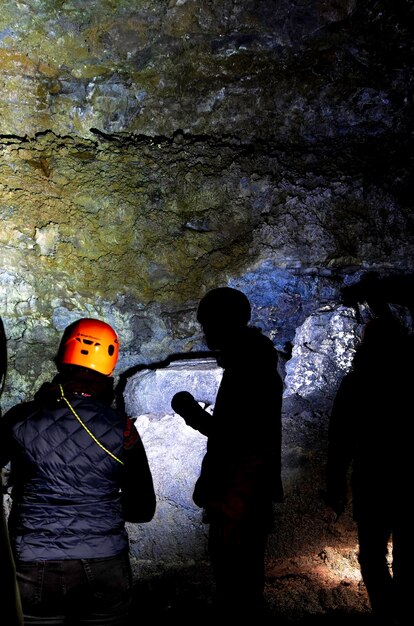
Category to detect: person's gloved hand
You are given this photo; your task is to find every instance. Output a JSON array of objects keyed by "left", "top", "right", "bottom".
[{"left": 171, "top": 391, "right": 200, "bottom": 423}]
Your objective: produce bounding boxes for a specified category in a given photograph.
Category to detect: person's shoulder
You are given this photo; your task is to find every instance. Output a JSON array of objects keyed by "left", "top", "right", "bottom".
[
  {"left": 240, "top": 326, "right": 278, "bottom": 359},
  {"left": 0, "top": 400, "right": 37, "bottom": 427}
]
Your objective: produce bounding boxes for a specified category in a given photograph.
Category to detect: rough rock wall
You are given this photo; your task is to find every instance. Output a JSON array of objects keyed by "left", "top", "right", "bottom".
[
  {"left": 1, "top": 0, "right": 413, "bottom": 143},
  {"left": 1, "top": 130, "right": 413, "bottom": 410},
  {"left": 1, "top": 1, "right": 414, "bottom": 409}
]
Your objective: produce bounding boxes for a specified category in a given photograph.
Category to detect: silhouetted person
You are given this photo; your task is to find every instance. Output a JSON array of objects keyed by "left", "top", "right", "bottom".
[
  {"left": 0, "top": 316, "right": 24, "bottom": 625},
  {"left": 0, "top": 318, "right": 156, "bottom": 625},
  {"left": 341, "top": 271, "right": 414, "bottom": 325},
  {"left": 171, "top": 287, "right": 284, "bottom": 621},
  {"left": 325, "top": 314, "right": 412, "bottom": 626}
]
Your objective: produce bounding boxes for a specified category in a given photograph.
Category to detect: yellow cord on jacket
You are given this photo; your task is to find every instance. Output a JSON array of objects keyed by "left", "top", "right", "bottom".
[{"left": 59, "top": 384, "right": 124, "bottom": 465}]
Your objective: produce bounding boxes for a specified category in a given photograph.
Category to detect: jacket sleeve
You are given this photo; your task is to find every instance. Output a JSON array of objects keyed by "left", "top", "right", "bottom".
[
  {"left": 171, "top": 391, "right": 212, "bottom": 437},
  {"left": 183, "top": 404, "right": 212, "bottom": 437},
  {"left": 120, "top": 417, "right": 156, "bottom": 523}
]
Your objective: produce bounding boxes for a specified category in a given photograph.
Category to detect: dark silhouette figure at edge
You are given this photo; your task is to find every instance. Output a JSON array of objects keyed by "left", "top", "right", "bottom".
[
  {"left": 171, "top": 287, "right": 284, "bottom": 622},
  {"left": 0, "top": 318, "right": 156, "bottom": 625},
  {"left": 324, "top": 273, "right": 413, "bottom": 626},
  {"left": 0, "top": 316, "right": 24, "bottom": 625}
]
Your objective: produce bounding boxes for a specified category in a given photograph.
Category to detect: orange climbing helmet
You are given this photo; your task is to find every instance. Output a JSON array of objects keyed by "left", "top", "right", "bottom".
[{"left": 58, "top": 318, "right": 119, "bottom": 376}]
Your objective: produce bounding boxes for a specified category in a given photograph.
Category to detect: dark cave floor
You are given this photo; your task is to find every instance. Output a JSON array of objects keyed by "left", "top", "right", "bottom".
[{"left": 130, "top": 564, "right": 375, "bottom": 625}]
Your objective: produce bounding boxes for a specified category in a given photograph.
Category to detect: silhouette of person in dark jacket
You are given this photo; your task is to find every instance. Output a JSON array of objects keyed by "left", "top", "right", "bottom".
[
  {"left": 171, "top": 287, "right": 284, "bottom": 621},
  {"left": 0, "top": 318, "right": 156, "bottom": 626},
  {"left": 0, "top": 316, "right": 24, "bottom": 625},
  {"left": 325, "top": 314, "right": 412, "bottom": 626}
]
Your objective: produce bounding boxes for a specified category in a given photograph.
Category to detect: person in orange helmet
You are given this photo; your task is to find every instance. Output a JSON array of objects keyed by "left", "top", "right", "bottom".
[{"left": 0, "top": 318, "right": 156, "bottom": 626}]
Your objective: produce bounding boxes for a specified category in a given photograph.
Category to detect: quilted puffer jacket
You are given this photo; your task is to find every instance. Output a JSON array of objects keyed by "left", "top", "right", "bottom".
[{"left": 0, "top": 367, "right": 156, "bottom": 562}]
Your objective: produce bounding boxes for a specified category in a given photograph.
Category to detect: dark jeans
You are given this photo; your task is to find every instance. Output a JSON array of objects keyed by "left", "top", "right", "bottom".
[
  {"left": 15, "top": 552, "right": 132, "bottom": 625},
  {"left": 208, "top": 517, "right": 269, "bottom": 620}
]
